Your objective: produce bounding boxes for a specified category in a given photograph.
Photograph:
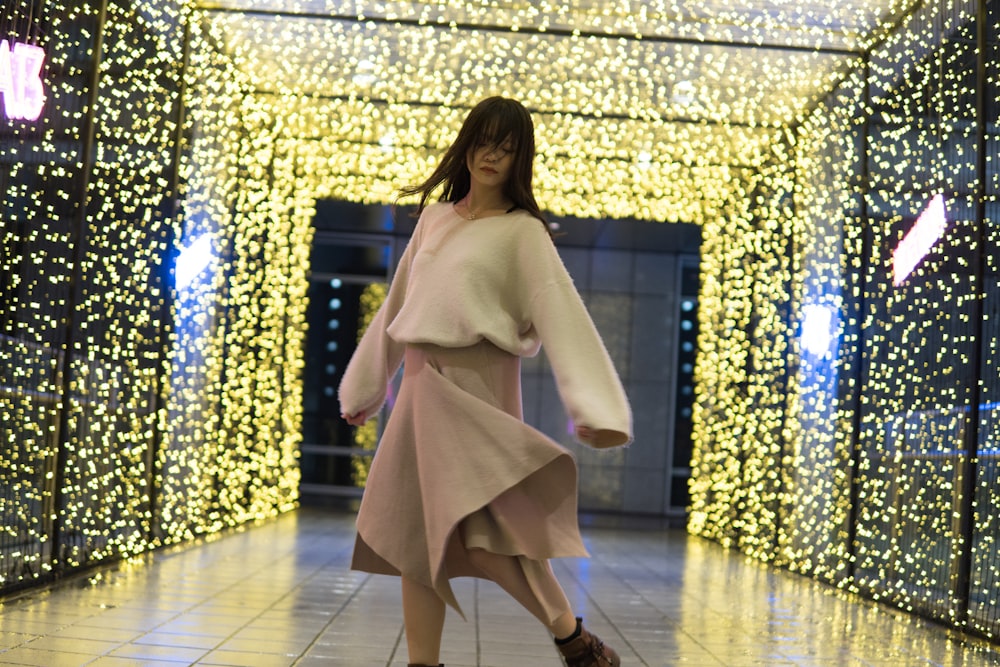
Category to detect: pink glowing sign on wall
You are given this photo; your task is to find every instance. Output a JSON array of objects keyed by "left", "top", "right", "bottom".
[
  {"left": 892, "top": 193, "right": 948, "bottom": 286},
  {"left": 0, "top": 40, "right": 46, "bottom": 121}
]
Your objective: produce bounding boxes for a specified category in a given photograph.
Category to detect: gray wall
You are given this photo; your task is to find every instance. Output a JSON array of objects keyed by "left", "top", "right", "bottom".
[{"left": 522, "top": 246, "right": 697, "bottom": 517}]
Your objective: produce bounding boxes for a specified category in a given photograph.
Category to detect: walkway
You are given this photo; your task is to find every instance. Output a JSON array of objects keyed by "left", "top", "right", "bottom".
[{"left": 0, "top": 509, "right": 997, "bottom": 666}]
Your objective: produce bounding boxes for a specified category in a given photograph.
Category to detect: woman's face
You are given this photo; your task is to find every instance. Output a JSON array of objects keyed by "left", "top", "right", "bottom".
[{"left": 467, "top": 138, "right": 515, "bottom": 190}]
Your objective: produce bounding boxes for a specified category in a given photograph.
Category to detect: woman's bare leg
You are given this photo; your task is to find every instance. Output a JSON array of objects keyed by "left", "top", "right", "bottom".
[
  {"left": 466, "top": 549, "right": 578, "bottom": 639},
  {"left": 548, "top": 609, "right": 579, "bottom": 641},
  {"left": 401, "top": 576, "right": 446, "bottom": 665}
]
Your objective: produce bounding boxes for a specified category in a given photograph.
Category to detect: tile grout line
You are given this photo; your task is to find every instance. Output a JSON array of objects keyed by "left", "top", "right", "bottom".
[
  {"left": 585, "top": 537, "right": 732, "bottom": 667},
  {"left": 286, "top": 567, "right": 376, "bottom": 666},
  {"left": 474, "top": 578, "right": 481, "bottom": 667},
  {"left": 174, "top": 525, "right": 353, "bottom": 666},
  {"left": 82, "top": 519, "right": 348, "bottom": 666},
  {"left": 555, "top": 553, "right": 653, "bottom": 667},
  {"left": 385, "top": 621, "right": 406, "bottom": 667}
]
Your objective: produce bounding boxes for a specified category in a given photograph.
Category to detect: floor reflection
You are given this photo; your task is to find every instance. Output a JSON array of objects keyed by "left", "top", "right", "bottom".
[{"left": 0, "top": 508, "right": 996, "bottom": 666}]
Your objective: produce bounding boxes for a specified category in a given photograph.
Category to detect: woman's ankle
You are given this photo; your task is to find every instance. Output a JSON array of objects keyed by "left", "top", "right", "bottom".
[{"left": 552, "top": 613, "right": 582, "bottom": 642}]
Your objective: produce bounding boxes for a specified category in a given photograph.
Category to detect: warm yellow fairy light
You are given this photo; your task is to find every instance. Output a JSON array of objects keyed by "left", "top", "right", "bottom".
[
  {"left": 350, "top": 282, "right": 387, "bottom": 488},
  {"left": 158, "top": 14, "right": 305, "bottom": 541},
  {"left": 205, "top": 5, "right": 847, "bottom": 226},
  {"left": 690, "top": 0, "right": 996, "bottom": 641},
  {"left": 1, "top": 0, "right": 304, "bottom": 587}
]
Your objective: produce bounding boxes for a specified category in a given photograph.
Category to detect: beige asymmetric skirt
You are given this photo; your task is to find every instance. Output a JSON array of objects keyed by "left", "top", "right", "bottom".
[{"left": 351, "top": 341, "right": 587, "bottom": 621}]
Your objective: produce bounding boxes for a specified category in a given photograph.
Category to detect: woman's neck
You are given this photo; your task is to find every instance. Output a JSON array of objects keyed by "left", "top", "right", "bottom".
[
  {"left": 458, "top": 186, "right": 512, "bottom": 220},
  {"left": 465, "top": 185, "right": 509, "bottom": 211}
]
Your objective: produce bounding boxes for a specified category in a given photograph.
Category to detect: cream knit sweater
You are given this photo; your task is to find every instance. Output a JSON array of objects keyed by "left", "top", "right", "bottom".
[{"left": 339, "top": 202, "right": 632, "bottom": 448}]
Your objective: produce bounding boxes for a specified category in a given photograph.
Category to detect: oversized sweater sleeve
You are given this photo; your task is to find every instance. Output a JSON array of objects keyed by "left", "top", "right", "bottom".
[
  {"left": 337, "top": 221, "right": 422, "bottom": 420},
  {"left": 527, "top": 242, "right": 633, "bottom": 449}
]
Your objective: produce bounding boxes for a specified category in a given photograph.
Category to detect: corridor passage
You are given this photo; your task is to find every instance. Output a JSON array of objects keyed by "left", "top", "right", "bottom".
[{"left": 0, "top": 509, "right": 997, "bottom": 667}]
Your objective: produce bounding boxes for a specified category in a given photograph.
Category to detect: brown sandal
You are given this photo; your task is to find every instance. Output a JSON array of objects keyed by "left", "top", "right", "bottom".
[{"left": 555, "top": 617, "right": 621, "bottom": 667}]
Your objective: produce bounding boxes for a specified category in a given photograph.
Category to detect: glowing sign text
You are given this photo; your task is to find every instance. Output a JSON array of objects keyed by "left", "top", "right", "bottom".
[
  {"left": 892, "top": 193, "right": 948, "bottom": 286},
  {"left": 0, "top": 40, "right": 46, "bottom": 121}
]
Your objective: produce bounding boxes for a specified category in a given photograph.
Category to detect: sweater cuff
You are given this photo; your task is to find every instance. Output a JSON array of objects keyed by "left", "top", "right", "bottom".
[{"left": 578, "top": 428, "right": 631, "bottom": 449}]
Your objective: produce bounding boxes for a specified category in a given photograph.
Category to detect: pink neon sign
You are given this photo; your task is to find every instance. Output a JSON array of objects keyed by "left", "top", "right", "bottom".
[
  {"left": 0, "top": 40, "right": 46, "bottom": 121},
  {"left": 892, "top": 194, "right": 948, "bottom": 286}
]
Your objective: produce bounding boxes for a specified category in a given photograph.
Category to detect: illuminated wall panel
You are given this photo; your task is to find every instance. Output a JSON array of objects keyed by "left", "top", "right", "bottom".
[
  {"left": 690, "top": 0, "right": 1000, "bottom": 640},
  {"left": 852, "top": 0, "right": 979, "bottom": 621},
  {"left": 158, "top": 14, "right": 304, "bottom": 541},
  {"left": 688, "top": 199, "right": 753, "bottom": 548},
  {"left": 779, "top": 71, "right": 865, "bottom": 583},
  {"left": 688, "top": 152, "right": 793, "bottom": 560},
  {"left": 54, "top": 0, "right": 183, "bottom": 569},
  {"left": 1, "top": 2, "right": 304, "bottom": 591},
  {"left": 2, "top": 0, "right": 181, "bottom": 583},
  {"left": 969, "top": 0, "right": 1000, "bottom": 636}
]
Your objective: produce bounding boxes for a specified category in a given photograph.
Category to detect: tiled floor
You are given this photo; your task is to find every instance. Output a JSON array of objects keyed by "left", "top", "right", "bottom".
[{"left": 1, "top": 509, "right": 998, "bottom": 667}]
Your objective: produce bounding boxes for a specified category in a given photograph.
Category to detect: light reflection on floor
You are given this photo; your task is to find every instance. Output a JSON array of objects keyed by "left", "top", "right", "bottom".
[{"left": 0, "top": 508, "right": 997, "bottom": 666}]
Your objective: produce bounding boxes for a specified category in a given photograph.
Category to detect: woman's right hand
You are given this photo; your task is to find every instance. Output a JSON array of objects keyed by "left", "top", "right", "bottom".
[{"left": 342, "top": 411, "right": 368, "bottom": 426}]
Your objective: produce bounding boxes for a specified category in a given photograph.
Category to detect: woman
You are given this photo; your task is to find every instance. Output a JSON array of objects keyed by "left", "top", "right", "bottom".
[{"left": 339, "top": 96, "right": 632, "bottom": 667}]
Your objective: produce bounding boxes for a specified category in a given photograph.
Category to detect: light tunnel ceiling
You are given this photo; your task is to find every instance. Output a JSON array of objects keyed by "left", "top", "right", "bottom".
[{"left": 194, "top": 0, "right": 916, "bottom": 224}]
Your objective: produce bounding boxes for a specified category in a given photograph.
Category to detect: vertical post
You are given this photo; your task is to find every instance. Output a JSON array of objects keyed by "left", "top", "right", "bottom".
[
  {"left": 775, "top": 129, "right": 797, "bottom": 562},
  {"left": 953, "top": 0, "right": 988, "bottom": 624},
  {"left": 145, "top": 11, "right": 193, "bottom": 545},
  {"left": 845, "top": 55, "right": 872, "bottom": 583},
  {"left": 48, "top": 0, "right": 110, "bottom": 569}
]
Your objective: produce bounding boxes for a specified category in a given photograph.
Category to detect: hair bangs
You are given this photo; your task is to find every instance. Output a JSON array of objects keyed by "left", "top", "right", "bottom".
[
  {"left": 476, "top": 118, "right": 515, "bottom": 150},
  {"left": 469, "top": 100, "right": 530, "bottom": 151}
]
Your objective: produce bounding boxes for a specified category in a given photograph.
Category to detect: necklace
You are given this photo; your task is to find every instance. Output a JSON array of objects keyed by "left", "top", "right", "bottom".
[
  {"left": 457, "top": 198, "right": 479, "bottom": 220},
  {"left": 457, "top": 197, "right": 509, "bottom": 220}
]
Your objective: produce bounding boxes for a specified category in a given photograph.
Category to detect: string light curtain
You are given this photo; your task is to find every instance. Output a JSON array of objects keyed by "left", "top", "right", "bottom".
[
  {"left": 148, "top": 12, "right": 307, "bottom": 541},
  {"left": 687, "top": 143, "right": 795, "bottom": 560},
  {"left": 203, "top": 2, "right": 839, "bottom": 227},
  {"left": 2, "top": 0, "right": 187, "bottom": 586},
  {"left": 690, "top": 0, "right": 1000, "bottom": 640},
  {"left": 1, "top": 0, "right": 305, "bottom": 592},
  {"left": 1, "top": 0, "right": 70, "bottom": 589},
  {"left": 779, "top": 70, "right": 867, "bottom": 585}
]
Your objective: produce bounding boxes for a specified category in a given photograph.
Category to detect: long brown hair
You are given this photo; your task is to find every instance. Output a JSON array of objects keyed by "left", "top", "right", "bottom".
[{"left": 398, "top": 97, "right": 547, "bottom": 226}]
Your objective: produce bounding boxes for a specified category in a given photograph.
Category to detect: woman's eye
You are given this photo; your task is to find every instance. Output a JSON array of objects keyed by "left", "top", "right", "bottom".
[{"left": 476, "top": 142, "right": 512, "bottom": 157}]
